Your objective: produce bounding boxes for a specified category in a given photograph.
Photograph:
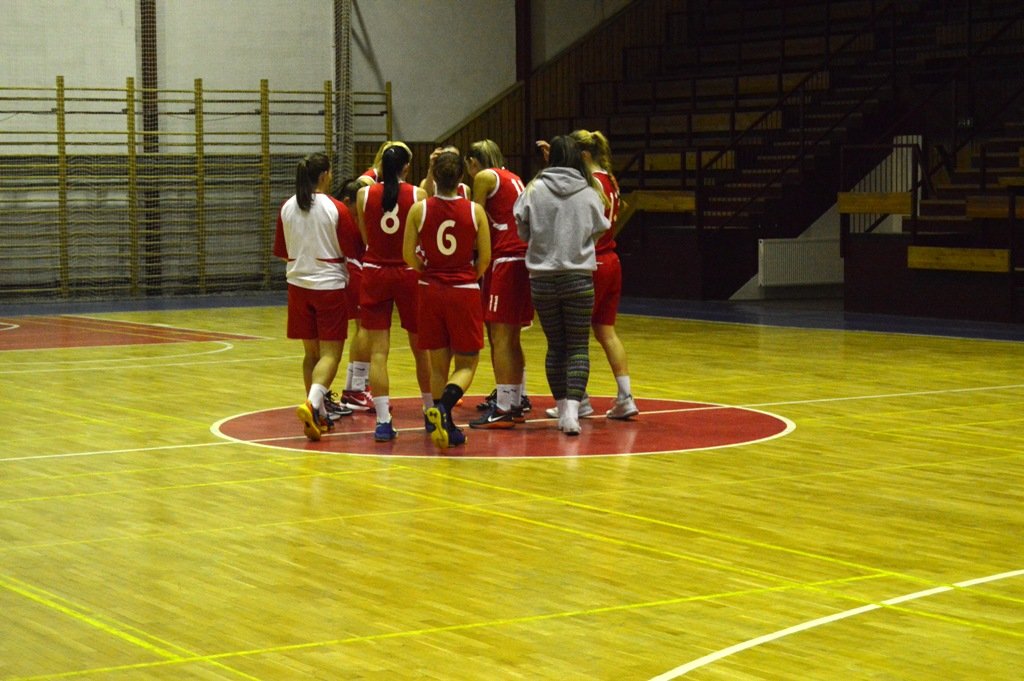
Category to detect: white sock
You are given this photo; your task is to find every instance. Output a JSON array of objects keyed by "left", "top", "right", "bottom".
[
  {"left": 344, "top": 363, "right": 355, "bottom": 391},
  {"left": 510, "top": 384, "right": 522, "bottom": 409},
  {"left": 352, "top": 362, "right": 370, "bottom": 391},
  {"left": 421, "top": 392, "right": 434, "bottom": 409},
  {"left": 373, "top": 396, "right": 391, "bottom": 423},
  {"left": 564, "top": 399, "right": 580, "bottom": 421},
  {"left": 496, "top": 384, "right": 515, "bottom": 412},
  {"left": 309, "top": 383, "right": 328, "bottom": 413},
  {"left": 616, "top": 375, "right": 632, "bottom": 400}
]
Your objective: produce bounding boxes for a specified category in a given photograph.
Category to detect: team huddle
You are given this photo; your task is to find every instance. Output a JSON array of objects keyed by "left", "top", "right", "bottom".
[{"left": 274, "top": 133, "right": 639, "bottom": 450}]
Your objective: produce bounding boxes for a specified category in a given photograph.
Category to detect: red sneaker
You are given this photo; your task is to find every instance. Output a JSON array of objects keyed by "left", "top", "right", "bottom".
[{"left": 342, "top": 389, "right": 375, "bottom": 412}]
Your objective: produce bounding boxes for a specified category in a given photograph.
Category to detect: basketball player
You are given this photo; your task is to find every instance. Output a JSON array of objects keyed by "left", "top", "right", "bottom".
[
  {"left": 420, "top": 145, "right": 472, "bottom": 200},
  {"left": 333, "top": 178, "right": 374, "bottom": 412},
  {"left": 403, "top": 150, "right": 491, "bottom": 449},
  {"left": 273, "top": 152, "right": 352, "bottom": 441},
  {"left": 358, "top": 140, "right": 412, "bottom": 188},
  {"left": 356, "top": 143, "right": 431, "bottom": 442},
  {"left": 464, "top": 140, "right": 532, "bottom": 429}
]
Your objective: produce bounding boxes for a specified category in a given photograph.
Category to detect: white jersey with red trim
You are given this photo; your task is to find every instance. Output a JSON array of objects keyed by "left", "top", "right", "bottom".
[{"left": 274, "top": 193, "right": 350, "bottom": 290}]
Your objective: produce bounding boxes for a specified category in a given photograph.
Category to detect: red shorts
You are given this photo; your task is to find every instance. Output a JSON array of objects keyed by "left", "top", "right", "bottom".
[
  {"left": 417, "top": 282, "right": 484, "bottom": 353},
  {"left": 287, "top": 284, "right": 349, "bottom": 341},
  {"left": 482, "top": 257, "right": 533, "bottom": 326},
  {"left": 359, "top": 264, "right": 419, "bottom": 331},
  {"left": 592, "top": 251, "right": 622, "bottom": 326},
  {"left": 345, "top": 265, "right": 363, "bottom": 321}
]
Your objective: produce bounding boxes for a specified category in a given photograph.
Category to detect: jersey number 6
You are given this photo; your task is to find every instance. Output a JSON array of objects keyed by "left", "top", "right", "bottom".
[{"left": 436, "top": 219, "right": 458, "bottom": 256}]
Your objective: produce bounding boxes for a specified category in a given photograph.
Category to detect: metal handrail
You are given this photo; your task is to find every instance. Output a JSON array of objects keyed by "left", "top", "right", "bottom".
[
  {"left": 700, "top": 1, "right": 907, "bottom": 229},
  {"left": 831, "top": 5, "right": 1024, "bottom": 200}
]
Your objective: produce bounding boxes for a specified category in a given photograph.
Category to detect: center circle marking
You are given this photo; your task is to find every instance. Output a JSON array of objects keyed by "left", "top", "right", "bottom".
[{"left": 213, "top": 396, "right": 794, "bottom": 459}]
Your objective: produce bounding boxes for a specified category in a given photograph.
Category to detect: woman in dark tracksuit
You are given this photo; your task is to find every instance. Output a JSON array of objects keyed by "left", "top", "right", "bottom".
[{"left": 513, "top": 136, "right": 610, "bottom": 436}]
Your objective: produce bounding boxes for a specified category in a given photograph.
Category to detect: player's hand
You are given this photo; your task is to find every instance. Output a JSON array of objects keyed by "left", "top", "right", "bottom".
[{"left": 535, "top": 140, "right": 550, "bottom": 163}]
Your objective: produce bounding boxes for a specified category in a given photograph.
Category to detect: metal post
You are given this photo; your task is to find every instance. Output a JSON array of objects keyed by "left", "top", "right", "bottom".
[
  {"left": 126, "top": 77, "right": 139, "bottom": 295},
  {"left": 385, "top": 81, "right": 393, "bottom": 141},
  {"left": 324, "top": 80, "right": 333, "bottom": 155},
  {"left": 194, "top": 78, "right": 206, "bottom": 294},
  {"left": 260, "top": 79, "right": 272, "bottom": 288},
  {"left": 334, "top": 0, "right": 354, "bottom": 178},
  {"left": 55, "top": 76, "right": 69, "bottom": 297}
]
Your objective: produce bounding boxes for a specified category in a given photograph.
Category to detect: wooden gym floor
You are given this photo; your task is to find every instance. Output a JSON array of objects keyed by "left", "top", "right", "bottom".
[{"left": 1, "top": 298, "right": 1022, "bottom": 680}]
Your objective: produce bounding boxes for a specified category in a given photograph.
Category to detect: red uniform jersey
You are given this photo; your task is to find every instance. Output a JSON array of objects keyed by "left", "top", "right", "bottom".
[
  {"left": 337, "top": 203, "right": 364, "bottom": 265},
  {"left": 481, "top": 167, "right": 527, "bottom": 258},
  {"left": 593, "top": 170, "right": 620, "bottom": 255},
  {"left": 415, "top": 195, "right": 480, "bottom": 287},
  {"left": 362, "top": 182, "right": 418, "bottom": 266}
]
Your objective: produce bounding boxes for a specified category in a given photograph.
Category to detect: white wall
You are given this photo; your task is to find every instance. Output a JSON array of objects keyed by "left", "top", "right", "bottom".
[
  {"left": 532, "top": 0, "right": 632, "bottom": 64},
  {"left": 0, "top": 0, "right": 137, "bottom": 87},
  {"left": 1, "top": 0, "right": 622, "bottom": 142},
  {"left": 158, "top": 2, "right": 334, "bottom": 92},
  {"left": 350, "top": 1, "right": 516, "bottom": 141}
]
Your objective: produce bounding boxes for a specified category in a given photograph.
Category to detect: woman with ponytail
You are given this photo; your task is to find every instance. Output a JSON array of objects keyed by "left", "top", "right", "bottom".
[
  {"left": 514, "top": 135, "right": 609, "bottom": 436},
  {"left": 464, "top": 139, "right": 533, "bottom": 429},
  {"left": 538, "top": 129, "right": 640, "bottom": 422},
  {"left": 357, "top": 140, "right": 412, "bottom": 188},
  {"left": 273, "top": 152, "right": 355, "bottom": 441},
  {"left": 355, "top": 143, "right": 430, "bottom": 442}
]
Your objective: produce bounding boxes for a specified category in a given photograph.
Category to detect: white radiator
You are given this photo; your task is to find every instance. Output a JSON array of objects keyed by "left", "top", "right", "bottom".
[{"left": 757, "top": 237, "right": 844, "bottom": 287}]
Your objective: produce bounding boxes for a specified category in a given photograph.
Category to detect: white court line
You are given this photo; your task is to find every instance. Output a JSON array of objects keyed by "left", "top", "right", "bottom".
[
  {"left": 744, "top": 382, "right": 1024, "bottom": 408},
  {"left": 6, "top": 341, "right": 238, "bottom": 367},
  {"left": 5, "top": 382, "right": 1022, "bottom": 464},
  {"left": 207, "top": 400, "right": 797, "bottom": 460},
  {"left": 616, "top": 310, "right": 1024, "bottom": 344},
  {"left": 0, "top": 353, "right": 299, "bottom": 375},
  {"left": 61, "top": 313, "right": 276, "bottom": 341},
  {"left": 648, "top": 569, "right": 1024, "bottom": 680},
  {"left": 0, "top": 322, "right": 19, "bottom": 332},
  {"left": 0, "top": 440, "right": 238, "bottom": 464}
]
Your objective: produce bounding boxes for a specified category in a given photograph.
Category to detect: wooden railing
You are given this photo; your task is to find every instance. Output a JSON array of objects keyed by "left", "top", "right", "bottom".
[{"left": 0, "top": 77, "right": 391, "bottom": 300}]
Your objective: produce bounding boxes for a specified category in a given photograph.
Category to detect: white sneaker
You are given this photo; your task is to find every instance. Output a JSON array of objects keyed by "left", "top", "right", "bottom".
[
  {"left": 606, "top": 395, "right": 639, "bottom": 420},
  {"left": 545, "top": 395, "right": 593, "bottom": 419},
  {"left": 560, "top": 415, "right": 580, "bottom": 435}
]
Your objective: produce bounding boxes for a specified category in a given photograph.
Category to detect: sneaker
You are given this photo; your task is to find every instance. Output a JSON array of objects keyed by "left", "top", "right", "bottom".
[
  {"left": 296, "top": 400, "right": 332, "bottom": 441},
  {"left": 606, "top": 395, "right": 639, "bottom": 420},
  {"left": 447, "top": 425, "right": 466, "bottom": 447},
  {"left": 561, "top": 416, "right": 581, "bottom": 436},
  {"left": 374, "top": 420, "right": 398, "bottom": 442},
  {"left": 520, "top": 394, "right": 532, "bottom": 414},
  {"left": 425, "top": 406, "right": 449, "bottom": 449},
  {"left": 511, "top": 404, "right": 527, "bottom": 424},
  {"left": 424, "top": 409, "right": 436, "bottom": 433},
  {"left": 323, "top": 391, "right": 353, "bottom": 421},
  {"left": 469, "top": 404, "right": 515, "bottom": 429},
  {"left": 342, "top": 389, "right": 375, "bottom": 412},
  {"left": 545, "top": 395, "right": 594, "bottom": 419},
  {"left": 476, "top": 388, "right": 497, "bottom": 411}
]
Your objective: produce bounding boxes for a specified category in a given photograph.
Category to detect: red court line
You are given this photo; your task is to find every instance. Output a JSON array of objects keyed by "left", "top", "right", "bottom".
[{"left": 0, "top": 316, "right": 261, "bottom": 351}]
